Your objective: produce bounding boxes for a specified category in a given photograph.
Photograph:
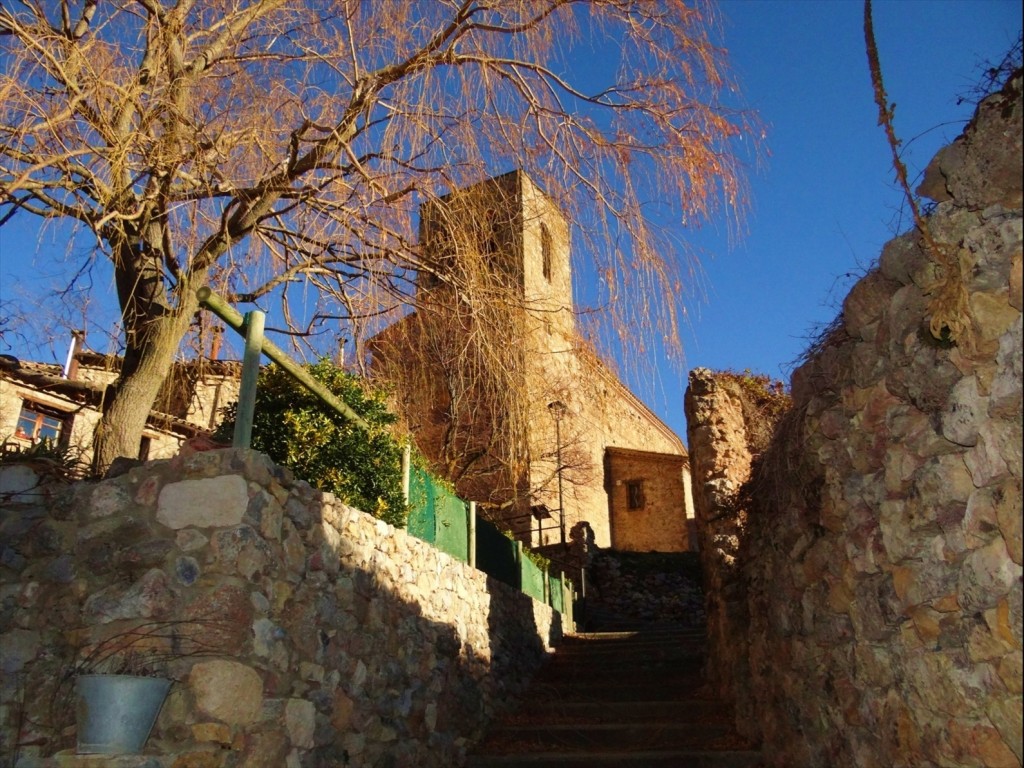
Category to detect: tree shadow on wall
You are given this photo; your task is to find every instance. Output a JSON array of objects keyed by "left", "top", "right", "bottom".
[
  {"left": 0, "top": 460, "right": 566, "bottom": 768},
  {"left": 274, "top": 559, "right": 561, "bottom": 767}
]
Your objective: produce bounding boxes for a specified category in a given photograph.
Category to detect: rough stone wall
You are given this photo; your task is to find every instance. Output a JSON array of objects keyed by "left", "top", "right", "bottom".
[
  {"left": 585, "top": 550, "right": 705, "bottom": 630},
  {"left": 605, "top": 448, "right": 689, "bottom": 554},
  {"left": 683, "top": 371, "right": 757, "bottom": 720},
  {"left": 0, "top": 448, "right": 560, "bottom": 768},
  {"left": 180, "top": 374, "right": 240, "bottom": 433},
  {"left": 688, "top": 72, "right": 1022, "bottom": 767}
]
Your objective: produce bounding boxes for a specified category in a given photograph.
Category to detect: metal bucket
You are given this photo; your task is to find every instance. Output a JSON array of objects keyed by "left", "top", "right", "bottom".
[{"left": 75, "top": 675, "right": 172, "bottom": 754}]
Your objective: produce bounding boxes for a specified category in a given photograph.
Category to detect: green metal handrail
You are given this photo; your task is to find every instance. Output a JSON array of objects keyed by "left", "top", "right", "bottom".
[{"left": 196, "top": 287, "right": 370, "bottom": 448}]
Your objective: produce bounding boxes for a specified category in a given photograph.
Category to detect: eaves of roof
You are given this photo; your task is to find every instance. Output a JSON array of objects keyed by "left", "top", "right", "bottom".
[
  {"left": 575, "top": 343, "right": 687, "bottom": 457},
  {"left": 0, "top": 356, "right": 214, "bottom": 439}
]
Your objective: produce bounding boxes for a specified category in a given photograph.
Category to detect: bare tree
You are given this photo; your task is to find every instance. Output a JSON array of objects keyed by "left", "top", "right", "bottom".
[{"left": 0, "top": 0, "right": 750, "bottom": 471}]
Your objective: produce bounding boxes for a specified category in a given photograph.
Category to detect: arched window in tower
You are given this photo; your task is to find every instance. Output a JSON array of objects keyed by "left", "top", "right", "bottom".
[
  {"left": 540, "top": 223, "right": 552, "bottom": 282},
  {"left": 482, "top": 208, "right": 500, "bottom": 257}
]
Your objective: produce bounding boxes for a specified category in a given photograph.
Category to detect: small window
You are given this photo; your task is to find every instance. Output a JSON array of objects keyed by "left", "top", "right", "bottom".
[
  {"left": 626, "top": 480, "right": 645, "bottom": 510},
  {"left": 540, "top": 224, "right": 552, "bottom": 282},
  {"left": 482, "top": 208, "right": 500, "bottom": 256},
  {"left": 15, "top": 402, "right": 70, "bottom": 445}
]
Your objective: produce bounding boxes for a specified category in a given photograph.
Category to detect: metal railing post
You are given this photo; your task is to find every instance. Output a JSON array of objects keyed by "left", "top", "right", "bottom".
[
  {"left": 468, "top": 501, "right": 477, "bottom": 568},
  {"left": 233, "top": 310, "right": 265, "bottom": 448},
  {"left": 401, "top": 443, "right": 411, "bottom": 505},
  {"left": 197, "top": 287, "right": 369, "bottom": 431},
  {"left": 515, "top": 540, "right": 523, "bottom": 590}
]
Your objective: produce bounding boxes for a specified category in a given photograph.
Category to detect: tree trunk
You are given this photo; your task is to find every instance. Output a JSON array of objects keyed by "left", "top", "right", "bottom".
[{"left": 92, "top": 252, "right": 203, "bottom": 472}]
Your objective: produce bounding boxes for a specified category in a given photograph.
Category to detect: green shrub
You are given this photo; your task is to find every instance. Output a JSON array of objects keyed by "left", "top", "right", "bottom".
[{"left": 216, "top": 360, "right": 408, "bottom": 527}]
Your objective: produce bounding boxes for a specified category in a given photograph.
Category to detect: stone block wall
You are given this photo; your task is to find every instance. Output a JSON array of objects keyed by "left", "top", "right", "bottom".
[
  {"left": 683, "top": 370, "right": 757, "bottom": 721},
  {"left": 605, "top": 448, "right": 689, "bottom": 553},
  {"left": 0, "top": 448, "right": 561, "bottom": 768},
  {"left": 584, "top": 550, "right": 705, "bottom": 629},
  {"left": 687, "top": 72, "right": 1022, "bottom": 767}
]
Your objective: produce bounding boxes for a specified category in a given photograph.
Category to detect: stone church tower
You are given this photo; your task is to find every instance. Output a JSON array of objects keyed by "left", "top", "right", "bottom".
[
  {"left": 372, "top": 171, "right": 693, "bottom": 551},
  {"left": 377, "top": 170, "right": 582, "bottom": 538},
  {"left": 417, "top": 169, "right": 575, "bottom": 362}
]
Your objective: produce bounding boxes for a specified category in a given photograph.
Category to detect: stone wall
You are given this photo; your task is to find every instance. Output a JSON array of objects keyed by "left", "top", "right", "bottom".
[
  {"left": 683, "top": 370, "right": 757, "bottom": 721},
  {"left": 584, "top": 550, "right": 705, "bottom": 630},
  {"left": 605, "top": 447, "right": 689, "bottom": 553},
  {"left": 686, "top": 72, "right": 1022, "bottom": 767},
  {"left": 0, "top": 448, "right": 561, "bottom": 768}
]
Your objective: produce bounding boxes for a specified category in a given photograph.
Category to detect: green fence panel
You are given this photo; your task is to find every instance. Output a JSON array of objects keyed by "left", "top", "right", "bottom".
[
  {"left": 433, "top": 484, "right": 468, "bottom": 563},
  {"left": 406, "top": 465, "right": 436, "bottom": 544},
  {"left": 407, "top": 468, "right": 571, "bottom": 613},
  {"left": 548, "top": 573, "right": 564, "bottom": 613},
  {"left": 475, "top": 518, "right": 518, "bottom": 588},
  {"left": 520, "top": 556, "right": 546, "bottom": 603}
]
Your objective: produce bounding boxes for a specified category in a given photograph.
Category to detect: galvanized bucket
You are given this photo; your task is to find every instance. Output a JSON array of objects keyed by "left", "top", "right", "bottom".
[{"left": 75, "top": 675, "right": 172, "bottom": 754}]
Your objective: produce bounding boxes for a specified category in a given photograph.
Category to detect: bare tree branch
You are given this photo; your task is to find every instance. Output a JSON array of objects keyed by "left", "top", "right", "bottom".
[{"left": 1, "top": 0, "right": 753, "bottom": 470}]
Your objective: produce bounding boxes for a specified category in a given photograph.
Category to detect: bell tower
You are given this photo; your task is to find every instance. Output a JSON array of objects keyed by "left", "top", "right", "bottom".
[{"left": 417, "top": 170, "right": 575, "bottom": 350}]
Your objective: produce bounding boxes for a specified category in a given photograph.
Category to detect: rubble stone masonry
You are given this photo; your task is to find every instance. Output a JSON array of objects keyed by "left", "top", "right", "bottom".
[
  {"left": 687, "top": 71, "right": 1022, "bottom": 767},
  {"left": 0, "top": 448, "right": 560, "bottom": 767}
]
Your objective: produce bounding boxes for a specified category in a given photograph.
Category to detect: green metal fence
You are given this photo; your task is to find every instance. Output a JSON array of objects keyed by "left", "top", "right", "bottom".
[
  {"left": 520, "top": 554, "right": 546, "bottom": 603},
  {"left": 403, "top": 464, "right": 574, "bottom": 623},
  {"left": 548, "top": 572, "right": 564, "bottom": 613},
  {"left": 406, "top": 466, "right": 436, "bottom": 543},
  {"left": 407, "top": 466, "right": 469, "bottom": 562},
  {"left": 434, "top": 489, "right": 468, "bottom": 562},
  {"left": 474, "top": 517, "right": 518, "bottom": 587}
]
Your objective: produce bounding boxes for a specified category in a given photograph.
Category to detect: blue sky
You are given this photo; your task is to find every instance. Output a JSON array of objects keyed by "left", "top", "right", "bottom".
[
  {"left": 1, "top": 0, "right": 1021, "bottom": 445},
  {"left": 650, "top": 0, "right": 1021, "bottom": 440}
]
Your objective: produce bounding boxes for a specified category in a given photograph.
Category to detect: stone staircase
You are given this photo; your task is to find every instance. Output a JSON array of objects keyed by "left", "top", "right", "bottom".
[{"left": 465, "top": 626, "right": 762, "bottom": 768}]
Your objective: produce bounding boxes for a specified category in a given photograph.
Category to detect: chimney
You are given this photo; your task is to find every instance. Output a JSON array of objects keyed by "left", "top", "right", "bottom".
[
  {"left": 209, "top": 326, "right": 223, "bottom": 361},
  {"left": 62, "top": 330, "right": 85, "bottom": 379}
]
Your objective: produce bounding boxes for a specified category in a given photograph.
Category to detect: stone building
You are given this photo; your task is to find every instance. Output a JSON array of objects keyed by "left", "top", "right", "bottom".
[
  {"left": 0, "top": 348, "right": 239, "bottom": 467},
  {"left": 370, "top": 171, "right": 693, "bottom": 552}
]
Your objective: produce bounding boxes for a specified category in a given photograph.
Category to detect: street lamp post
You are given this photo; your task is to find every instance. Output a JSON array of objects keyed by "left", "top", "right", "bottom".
[{"left": 548, "top": 400, "right": 567, "bottom": 546}]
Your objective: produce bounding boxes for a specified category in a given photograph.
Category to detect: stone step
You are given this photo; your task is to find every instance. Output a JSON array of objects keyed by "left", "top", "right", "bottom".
[
  {"left": 501, "top": 699, "right": 733, "bottom": 726},
  {"left": 539, "top": 650, "right": 705, "bottom": 671},
  {"left": 563, "top": 630, "right": 706, "bottom": 643},
  {"left": 541, "top": 643, "right": 705, "bottom": 661},
  {"left": 528, "top": 676, "right": 705, "bottom": 699},
  {"left": 465, "top": 748, "right": 764, "bottom": 768},
  {"left": 556, "top": 637, "right": 706, "bottom": 654},
  {"left": 466, "top": 621, "right": 761, "bottom": 768},
  {"left": 526, "top": 678, "right": 706, "bottom": 702},
  {"left": 474, "top": 721, "right": 744, "bottom": 752},
  {"left": 15, "top": 754, "right": 219, "bottom": 768},
  {"left": 553, "top": 636, "right": 706, "bottom": 662}
]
